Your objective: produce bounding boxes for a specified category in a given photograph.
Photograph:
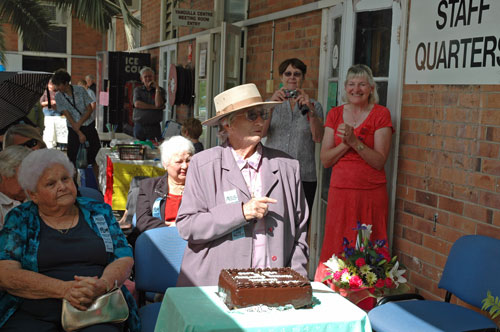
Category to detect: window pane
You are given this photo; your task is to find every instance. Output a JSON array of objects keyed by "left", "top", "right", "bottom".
[
  {"left": 23, "top": 27, "right": 67, "bottom": 54},
  {"left": 331, "top": 17, "right": 342, "bottom": 78},
  {"left": 376, "top": 81, "right": 388, "bottom": 107},
  {"left": 224, "top": 0, "right": 246, "bottom": 23},
  {"left": 354, "top": 9, "right": 391, "bottom": 77},
  {"left": 22, "top": 56, "right": 66, "bottom": 73}
]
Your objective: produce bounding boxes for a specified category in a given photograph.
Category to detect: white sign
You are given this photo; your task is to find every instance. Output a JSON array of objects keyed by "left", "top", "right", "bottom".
[
  {"left": 405, "top": 0, "right": 500, "bottom": 84},
  {"left": 172, "top": 9, "right": 214, "bottom": 29}
]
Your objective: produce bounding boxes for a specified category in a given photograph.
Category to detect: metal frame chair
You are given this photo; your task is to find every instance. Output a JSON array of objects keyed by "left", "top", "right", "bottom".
[
  {"left": 368, "top": 235, "right": 500, "bottom": 332},
  {"left": 134, "top": 227, "right": 187, "bottom": 331}
]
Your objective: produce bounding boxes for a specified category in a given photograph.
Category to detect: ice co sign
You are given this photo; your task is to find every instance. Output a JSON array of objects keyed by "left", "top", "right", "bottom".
[
  {"left": 405, "top": 0, "right": 500, "bottom": 84},
  {"left": 172, "top": 8, "right": 214, "bottom": 29}
]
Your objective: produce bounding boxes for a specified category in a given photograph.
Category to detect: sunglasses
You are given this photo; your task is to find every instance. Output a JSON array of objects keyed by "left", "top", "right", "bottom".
[
  {"left": 19, "top": 138, "right": 39, "bottom": 148},
  {"left": 240, "top": 108, "right": 270, "bottom": 122},
  {"left": 283, "top": 71, "right": 303, "bottom": 78}
]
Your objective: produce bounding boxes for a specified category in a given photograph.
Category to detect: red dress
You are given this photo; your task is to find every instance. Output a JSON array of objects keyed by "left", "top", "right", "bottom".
[{"left": 315, "top": 104, "right": 394, "bottom": 281}]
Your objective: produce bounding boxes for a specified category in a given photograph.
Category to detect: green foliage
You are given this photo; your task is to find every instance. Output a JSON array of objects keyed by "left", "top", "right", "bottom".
[
  {"left": 482, "top": 291, "right": 500, "bottom": 319},
  {"left": 0, "top": 0, "right": 143, "bottom": 62}
]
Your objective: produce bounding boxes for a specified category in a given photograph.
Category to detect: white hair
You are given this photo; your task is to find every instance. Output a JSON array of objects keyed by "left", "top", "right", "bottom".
[
  {"left": 0, "top": 146, "right": 31, "bottom": 181},
  {"left": 217, "top": 113, "right": 237, "bottom": 145},
  {"left": 140, "top": 66, "right": 154, "bottom": 77},
  {"left": 18, "top": 149, "right": 75, "bottom": 192},
  {"left": 160, "top": 136, "right": 195, "bottom": 167}
]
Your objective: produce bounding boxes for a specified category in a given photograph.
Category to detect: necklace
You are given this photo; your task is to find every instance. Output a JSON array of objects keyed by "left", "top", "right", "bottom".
[
  {"left": 349, "top": 104, "right": 372, "bottom": 127},
  {"left": 40, "top": 208, "right": 78, "bottom": 235}
]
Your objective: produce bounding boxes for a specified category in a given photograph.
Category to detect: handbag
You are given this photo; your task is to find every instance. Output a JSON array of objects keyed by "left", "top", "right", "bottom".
[
  {"left": 61, "top": 285, "right": 129, "bottom": 331},
  {"left": 76, "top": 143, "right": 88, "bottom": 169}
]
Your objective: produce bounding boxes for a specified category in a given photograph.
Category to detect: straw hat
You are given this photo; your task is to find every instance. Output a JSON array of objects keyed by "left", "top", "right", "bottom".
[{"left": 202, "top": 83, "right": 282, "bottom": 126}]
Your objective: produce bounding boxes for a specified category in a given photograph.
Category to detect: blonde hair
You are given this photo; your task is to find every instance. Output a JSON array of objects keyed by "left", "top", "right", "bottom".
[{"left": 342, "top": 64, "right": 379, "bottom": 104}]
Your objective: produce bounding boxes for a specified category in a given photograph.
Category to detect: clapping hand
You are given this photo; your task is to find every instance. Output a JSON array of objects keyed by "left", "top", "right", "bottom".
[{"left": 336, "top": 123, "right": 356, "bottom": 146}]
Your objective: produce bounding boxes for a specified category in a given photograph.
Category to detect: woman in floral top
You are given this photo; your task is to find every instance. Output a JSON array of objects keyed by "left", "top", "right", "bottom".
[{"left": 0, "top": 149, "right": 140, "bottom": 331}]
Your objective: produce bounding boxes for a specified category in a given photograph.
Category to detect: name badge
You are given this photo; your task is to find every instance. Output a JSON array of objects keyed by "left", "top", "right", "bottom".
[
  {"left": 224, "top": 189, "right": 239, "bottom": 204},
  {"left": 232, "top": 226, "right": 246, "bottom": 241},
  {"left": 93, "top": 214, "right": 114, "bottom": 253},
  {"left": 152, "top": 197, "right": 163, "bottom": 219}
]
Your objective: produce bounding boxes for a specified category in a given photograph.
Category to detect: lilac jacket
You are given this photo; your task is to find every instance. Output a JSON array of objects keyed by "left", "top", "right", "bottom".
[{"left": 176, "top": 143, "right": 309, "bottom": 286}]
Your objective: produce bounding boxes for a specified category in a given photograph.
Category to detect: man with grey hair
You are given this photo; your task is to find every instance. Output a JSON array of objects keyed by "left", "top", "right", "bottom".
[
  {"left": 132, "top": 67, "right": 166, "bottom": 141},
  {"left": 85, "top": 74, "right": 96, "bottom": 94},
  {"left": 0, "top": 145, "right": 31, "bottom": 228}
]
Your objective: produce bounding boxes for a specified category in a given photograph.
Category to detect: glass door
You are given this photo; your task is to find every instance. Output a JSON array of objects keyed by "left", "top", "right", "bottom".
[
  {"left": 194, "top": 34, "right": 214, "bottom": 149},
  {"left": 159, "top": 44, "right": 177, "bottom": 124},
  {"left": 313, "top": 0, "right": 402, "bottom": 275}
]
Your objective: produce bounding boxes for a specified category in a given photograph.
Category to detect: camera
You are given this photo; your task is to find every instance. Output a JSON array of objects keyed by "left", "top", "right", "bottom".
[
  {"left": 300, "top": 105, "right": 310, "bottom": 115},
  {"left": 284, "top": 89, "right": 299, "bottom": 99}
]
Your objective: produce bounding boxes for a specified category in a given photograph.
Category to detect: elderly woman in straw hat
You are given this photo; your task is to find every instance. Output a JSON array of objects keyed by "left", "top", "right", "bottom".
[{"left": 176, "top": 83, "right": 310, "bottom": 286}]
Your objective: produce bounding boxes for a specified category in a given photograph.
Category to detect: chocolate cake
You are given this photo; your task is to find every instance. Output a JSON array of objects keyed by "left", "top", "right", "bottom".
[{"left": 218, "top": 267, "right": 312, "bottom": 309}]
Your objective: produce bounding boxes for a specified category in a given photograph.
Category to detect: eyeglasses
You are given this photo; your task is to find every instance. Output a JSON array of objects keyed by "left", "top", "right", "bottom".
[
  {"left": 240, "top": 108, "right": 270, "bottom": 122},
  {"left": 19, "top": 138, "right": 39, "bottom": 149},
  {"left": 283, "top": 71, "right": 303, "bottom": 78}
]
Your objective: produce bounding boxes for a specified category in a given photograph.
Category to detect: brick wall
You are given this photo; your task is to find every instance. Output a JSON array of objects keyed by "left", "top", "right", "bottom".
[
  {"left": 3, "top": 24, "right": 19, "bottom": 51},
  {"left": 246, "top": 10, "right": 322, "bottom": 100},
  {"left": 70, "top": 18, "right": 105, "bottom": 83},
  {"left": 140, "top": 0, "right": 162, "bottom": 46},
  {"left": 394, "top": 84, "right": 500, "bottom": 304}
]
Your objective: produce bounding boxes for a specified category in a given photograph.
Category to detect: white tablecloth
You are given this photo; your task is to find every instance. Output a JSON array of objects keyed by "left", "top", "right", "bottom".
[{"left": 43, "top": 116, "right": 68, "bottom": 148}]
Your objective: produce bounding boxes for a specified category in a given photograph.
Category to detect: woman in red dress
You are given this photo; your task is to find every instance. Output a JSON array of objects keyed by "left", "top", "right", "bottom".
[{"left": 315, "top": 64, "right": 393, "bottom": 281}]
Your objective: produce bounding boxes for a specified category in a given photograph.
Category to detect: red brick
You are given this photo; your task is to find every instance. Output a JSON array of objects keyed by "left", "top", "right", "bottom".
[
  {"left": 477, "top": 223, "right": 500, "bottom": 238},
  {"left": 472, "top": 142, "right": 500, "bottom": 158},
  {"left": 485, "top": 127, "right": 500, "bottom": 142},
  {"left": 422, "top": 262, "right": 441, "bottom": 282},
  {"left": 480, "top": 110, "right": 500, "bottom": 126},
  {"left": 482, "top": 159, "right": 500, "bottom": 176},
  {"left": 399, "top": 146, "right": 428, "bottom": 162},
  {"left": 427, "top": 177, "right": 453, "bottom": 196},
  {"left": 493, "top": 211, "right": 500, "bottom": 227},
  {"left": 438, "top": 196, "right": 464, "bottom": 214},
  {"left": 397, "top": 185, "right": 416, "bottom": 201},
  {"left": 413, "top": 217, "right": 435, "bottom": 235},
  {"left": 411, "top": 271, "right": 436, "bottom": 295},
  {"left": 403, "top": 201, "right": 425, "bottom": 218},
  {"left": 444, "top": 108, "right": 467, "bottom": 122},
  {"left": 434, "top": 224, "right": 465, "bottom": 243},
  {"left": 440, "top": 167, "right": 468, "bottom": 186},
  {"left": 485, "top": 95, "right": 500, "bottom": 109},
  {"left": 452, "top": 185, "right": 479, "bottom": 204},
  {"left": 478, "top": 191, "right": 500, "bottom": 210},
  {"left": 448, "top": 214, "right": 477, "bottom": 233},
  {"left": 416, "top": 190, "right": 438, "bottom": 207},
  {"left": 471, "top": 173, "right": 496, "bottom": 191},
  {"left": 403, "top": 173, "right": 428, "bottom": 190},
  {"left": 464, "top": 203, "right": 493, "bottom": 224},
  {"left": 458, "top": 92, "right": 481, "bottom": 108},
  {"left": 399, "top": 159, "right": 426, "bottom": 176},
  {"left": 443, "top": 137, "right": 469, "bottom": 154},
  {"left": 433, "top": 92, "right": 459, "bottom": 107},
  {"left": 403, "top": 227, "right": 423, "bottom": 245},
  {"left": 409, "top": 120, "right": 433, "bottom": 134},
  {"left": 422, "top": 235, "right": 452, "bottom": 256}
]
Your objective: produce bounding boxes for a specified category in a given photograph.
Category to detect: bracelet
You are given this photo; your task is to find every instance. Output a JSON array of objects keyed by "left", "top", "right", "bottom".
[{"left": 356, "top": 143, "right": 365, "bottom": 151}]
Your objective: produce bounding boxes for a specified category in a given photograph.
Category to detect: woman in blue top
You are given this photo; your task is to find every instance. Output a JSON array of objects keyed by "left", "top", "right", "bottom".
[{"left": 0, "top": 149, "right": 140, "bottom": 331}]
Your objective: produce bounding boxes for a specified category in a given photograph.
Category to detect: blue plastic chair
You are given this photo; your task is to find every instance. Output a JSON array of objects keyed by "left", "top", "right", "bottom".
[
  {"left": 134, "top": 227, "right": 187, "bottom": 331},
  {"left": 368, "top": 235, "right": 500, "bottom": 332}
]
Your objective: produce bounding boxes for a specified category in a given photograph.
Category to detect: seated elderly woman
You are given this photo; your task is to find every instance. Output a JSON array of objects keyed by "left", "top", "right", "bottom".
[
  {"left": 134, "top": 135, "right": 194, "bottom": 234},
  {"left": 0, "top": 146, "right": 31, "bottom": 229},
  {"left": 2, "top": 123, "right": 47, "bottom": 150},
  {"left": 0, "top": 149, "right": 140, "bottom": 331},
  {"left": 176, "top": 83, "right": 310, "bottom": 287}
]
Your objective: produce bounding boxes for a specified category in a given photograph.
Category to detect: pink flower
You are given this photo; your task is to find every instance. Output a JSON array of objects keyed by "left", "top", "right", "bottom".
[
  {"left": 355, "top": 258, "right": 366, "bottom": 267},
  {"left": 349, "top": 275, "right": 364, "bottom": 289},
  {"left": 385, "top": 278, "right": 394, "bottom": 288},
  {"left": 375, "top": 279, "right": 385, "bottom": 288},
  {"left": 333, "top": 271, "right": 342, "bottom": 281}
]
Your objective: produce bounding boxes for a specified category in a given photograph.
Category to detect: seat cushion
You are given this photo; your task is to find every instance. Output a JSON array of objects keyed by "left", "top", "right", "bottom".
[
  {"left": 368, "top": 300, "right": 497, "bottom": 332},
  {"left": 139, "top": 302, "right": 161, "bottom": 332}
]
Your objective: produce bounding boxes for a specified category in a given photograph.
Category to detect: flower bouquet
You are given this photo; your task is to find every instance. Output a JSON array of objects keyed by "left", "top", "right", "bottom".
[{"left": 322, "top": 222, "right": 409, "bottom": 310}]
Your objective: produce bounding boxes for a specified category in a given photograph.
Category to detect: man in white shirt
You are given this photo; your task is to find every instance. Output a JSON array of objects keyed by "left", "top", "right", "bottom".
[{"left": 0, "top": 146, "right": 31, "bottom": 229}]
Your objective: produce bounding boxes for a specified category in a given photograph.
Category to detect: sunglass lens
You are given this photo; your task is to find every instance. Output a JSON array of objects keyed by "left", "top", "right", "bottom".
[
  {"left": 246, "top": 110, "right": 258, "bottom": 121},
  {"left": 261, "top": 110, "right": 270, "bottom": 120},
  {"left": 21, "top": 139, "right": 38, "bottom": 148}
]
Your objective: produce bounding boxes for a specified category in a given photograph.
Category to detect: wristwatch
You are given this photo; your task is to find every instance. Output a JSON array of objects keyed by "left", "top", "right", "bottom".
[{"left": 356, "top": 143, "right": 365, "bottom": 151}]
